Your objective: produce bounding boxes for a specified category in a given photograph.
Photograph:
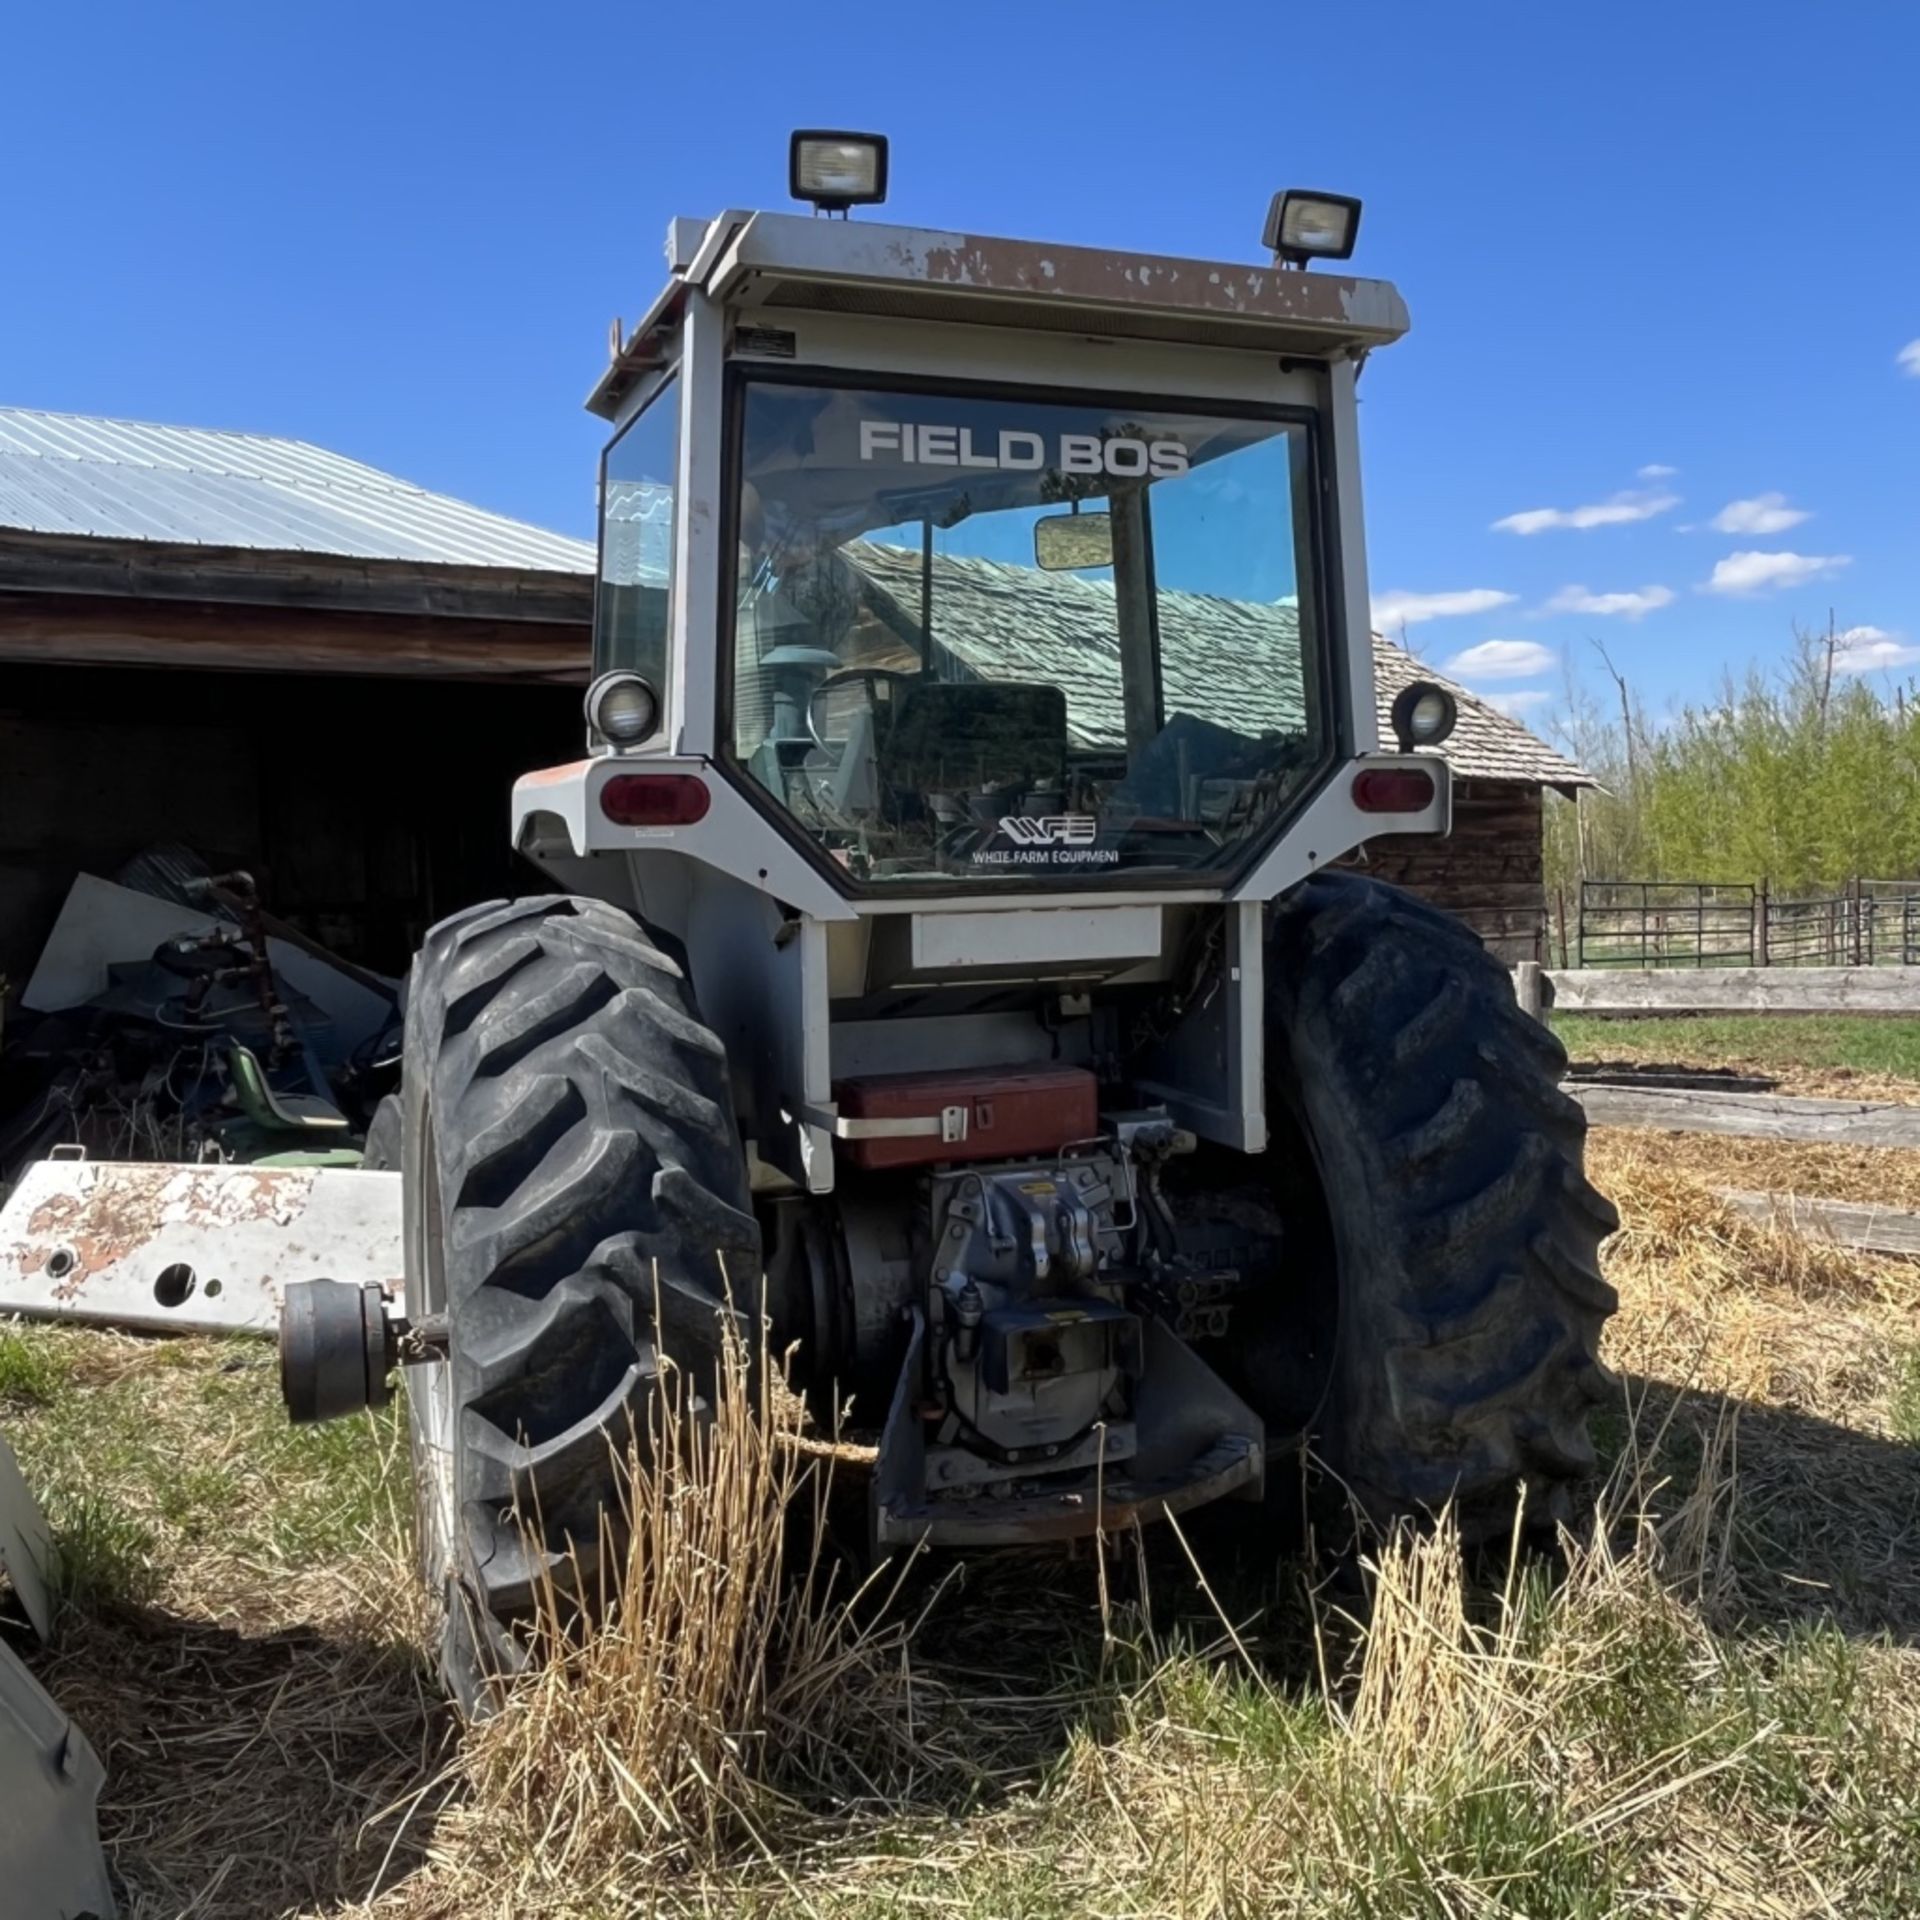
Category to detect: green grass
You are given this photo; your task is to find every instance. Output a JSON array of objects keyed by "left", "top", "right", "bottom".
[
  {"left": 1, "top": 1322, "right": 402, "bottom": 1610},
  {"left": 718, "top": 1583, "right": 1920, "bottom": 1920},
  {"left": 1553, "top": 1011, "right": 1920, "bottom": 1080},
  {"left": 0, "top": 1325, "right": 75, "bottom": 1409},
  {"left": 41, "top": 1486, "right": 161, "bottom": 1611},
  {"left": 1892, "top": 1347, "right": 1920, "bottom": 1446}
]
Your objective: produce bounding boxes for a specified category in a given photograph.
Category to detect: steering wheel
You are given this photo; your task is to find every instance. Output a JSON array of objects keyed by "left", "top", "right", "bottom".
[{"left": 806, "top": 666, "right": 918, "bottom": 754}]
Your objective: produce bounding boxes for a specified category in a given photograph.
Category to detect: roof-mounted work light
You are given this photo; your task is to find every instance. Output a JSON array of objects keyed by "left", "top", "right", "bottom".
[
  {"left": 1263, "top": 189, "right": 1363, "bottom": 267},
  {"left": 790, "top": 131, "right": 889, "bottom": 214}
]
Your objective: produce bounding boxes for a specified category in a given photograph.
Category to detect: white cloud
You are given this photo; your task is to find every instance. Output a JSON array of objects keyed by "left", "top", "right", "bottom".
[
  {"left": 1897, "top": 339, "right": 1920, "bottom": 377},
  {"left": 1371, "top": 587, "right": 1516, "bottom": 631},
  {"left": 1545, "top": 583, "right": 1676, "bottom": 619},
  {"left": 1638, "top": 463, "right": 1678, "bottom": 479},
  {"left": 1702, "top": 550, "right": 1851, "bottom": 596},
  {"left": 1492, "top": 487, "right": 1679, "bottom": 535},
  {"left": 1441, "top": 638, "right": 1556, "bottom": 680},
  {"left": 1482, "top": 689, "right": 1553, "bottom": 717},
  {"left": 1710, "top": 492, "right": 1810, "bottom": 535},
  {"left": 1831, "top": 626, "right": 1920, "bottom": 674}
]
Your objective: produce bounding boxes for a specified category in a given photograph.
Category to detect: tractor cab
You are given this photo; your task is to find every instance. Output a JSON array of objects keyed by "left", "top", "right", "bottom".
[{"left": 540, "top": 136, "right": 1451, "bottom": 925}]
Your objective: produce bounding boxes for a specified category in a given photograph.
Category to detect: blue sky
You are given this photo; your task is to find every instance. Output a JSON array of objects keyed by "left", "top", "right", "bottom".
[{"left": 5, "top": 0, "right": 1917, "bottom": 730}]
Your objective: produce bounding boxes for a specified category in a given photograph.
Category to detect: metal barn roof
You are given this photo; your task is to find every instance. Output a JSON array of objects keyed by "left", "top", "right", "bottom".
[{"left": 0, "top": 406, "right": 595, "bottom": 573}]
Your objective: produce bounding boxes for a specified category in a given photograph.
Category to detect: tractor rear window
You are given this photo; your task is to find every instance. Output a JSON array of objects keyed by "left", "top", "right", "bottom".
[{"left": 727, "top": 378, "right": 1331, "bottom": 886}]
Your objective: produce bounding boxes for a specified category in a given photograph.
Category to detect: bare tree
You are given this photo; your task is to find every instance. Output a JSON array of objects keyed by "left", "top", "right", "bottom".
[{"left": 1589, "top": 635, "right": 1641, "bottom": 790}]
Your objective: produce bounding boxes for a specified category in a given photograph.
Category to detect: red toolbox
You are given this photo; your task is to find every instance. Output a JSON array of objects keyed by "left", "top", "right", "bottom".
[{"left": 831, "top": 1064, "right": 1099, "bottom": 1172}]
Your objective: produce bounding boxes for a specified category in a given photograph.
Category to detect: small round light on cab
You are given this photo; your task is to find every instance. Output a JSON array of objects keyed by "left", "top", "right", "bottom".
[
  {"left": 585, "top": 670, "right": 659, "bottom": 749},
  {"left": 1389, "top": 680, "right": 1458, "bottom": 752}
]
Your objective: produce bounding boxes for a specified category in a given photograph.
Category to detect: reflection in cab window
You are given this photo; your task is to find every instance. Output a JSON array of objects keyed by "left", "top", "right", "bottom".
[
  {"left": 730, "top": 382, "right": 1329, "bottom": 885},
  {"left": 595, "top": 379, "right": 678, "bottom": 687}
]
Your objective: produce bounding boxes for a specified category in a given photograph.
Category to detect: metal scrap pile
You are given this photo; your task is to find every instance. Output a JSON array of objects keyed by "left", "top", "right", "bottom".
[{"left": 0, "top": 850, "right": 401, "bottom": 1201}]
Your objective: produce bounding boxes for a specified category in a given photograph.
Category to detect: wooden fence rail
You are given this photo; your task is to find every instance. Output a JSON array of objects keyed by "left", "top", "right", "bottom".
[
  {"left": 1712, "top": 1189, "right": 1920, "bottom": 1257},
  {"left": 1547, "top": 966, "right": 1920, "bottom": 1017},
  {"left": 1566, "top": 1082, "right": 1920, "bottom": 1148}
]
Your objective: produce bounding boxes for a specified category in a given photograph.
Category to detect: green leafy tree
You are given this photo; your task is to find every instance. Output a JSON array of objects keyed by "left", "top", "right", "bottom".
[{"left": 1544, "top": 623, "right": 1920, "bottom": 898}]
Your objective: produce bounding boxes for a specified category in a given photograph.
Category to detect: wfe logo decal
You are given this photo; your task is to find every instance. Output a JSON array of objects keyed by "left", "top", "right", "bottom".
[
  {"left": 998, "top": 815, "right": 1099, "bottom": 847},
  {"left": 971, "top": 815, "right": 1118, "bottom": 867}
]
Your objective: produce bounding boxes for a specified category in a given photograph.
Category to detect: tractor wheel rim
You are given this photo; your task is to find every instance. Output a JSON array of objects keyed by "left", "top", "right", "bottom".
[{"left": 404, "top": 1096, "right": 458, "bottom": 1597}]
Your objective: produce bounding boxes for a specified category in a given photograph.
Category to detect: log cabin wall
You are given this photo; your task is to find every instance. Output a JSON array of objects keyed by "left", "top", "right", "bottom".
[{"left": 1336, "top": 777, "right": 1547, "bottom": 963}]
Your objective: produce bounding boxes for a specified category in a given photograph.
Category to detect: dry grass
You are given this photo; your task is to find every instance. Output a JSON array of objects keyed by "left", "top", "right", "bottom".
[
  {"left": 388, "top": 1332, "right": 934, "bottom": 1912},
  {"left": 5, "top": 1131, "right": 1920, "bottom": 1918},
  {"left": 1598, "top": 1123, "right": 1920, "bottom": 1211},
  {"left": 1589, "top": 1135, "right": 1920, "bottom": 1434}
]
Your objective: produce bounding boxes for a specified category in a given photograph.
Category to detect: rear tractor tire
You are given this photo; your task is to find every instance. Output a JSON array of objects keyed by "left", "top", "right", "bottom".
[
  {"left": 400, "top": 895, "right": 758, "bottom": 1711},
  {"left": 1265, "top": 872, "right": 1619, "bottom": 1538}
]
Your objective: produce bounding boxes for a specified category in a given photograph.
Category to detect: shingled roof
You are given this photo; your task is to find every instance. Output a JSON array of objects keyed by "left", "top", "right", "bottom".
[{"left": 839, "top": 543, "right": 1591, "bottom": 793}]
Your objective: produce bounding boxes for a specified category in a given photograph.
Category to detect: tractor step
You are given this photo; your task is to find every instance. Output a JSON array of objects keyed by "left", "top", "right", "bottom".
[{"left": 875, "top": 1433, "right": 1262, "bottom": 1547}]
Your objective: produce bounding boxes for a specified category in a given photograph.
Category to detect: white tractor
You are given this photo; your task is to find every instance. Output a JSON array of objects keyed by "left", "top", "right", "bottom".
[{"left": 285, "top": 135, "right": 1617, "bottom": 1706}]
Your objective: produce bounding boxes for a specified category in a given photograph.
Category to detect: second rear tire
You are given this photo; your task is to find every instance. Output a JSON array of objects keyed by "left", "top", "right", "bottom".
[{"left": 1264, "top": 872, "right": 1619, "bottom": 1537}]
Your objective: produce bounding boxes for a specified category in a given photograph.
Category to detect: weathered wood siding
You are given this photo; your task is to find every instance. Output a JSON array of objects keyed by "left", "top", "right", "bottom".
[
  {"left": 1337, "top": 778, "right": 1546, "bottom": 962},
  {"left": 1713, "top": 1189, "right": 1920, "bottom": 1256},
  {"left": 0, "top": 592, "right": 590, "bottom": 683},
  {"left": 0, "top": 660, "right": 580, "bottom": 982}
]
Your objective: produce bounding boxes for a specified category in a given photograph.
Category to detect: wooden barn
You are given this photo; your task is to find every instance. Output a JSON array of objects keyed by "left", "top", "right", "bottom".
[
  {"left": 0, "top": 405, "right": 1584, "bottom": 994},
  {"left": 1356, "top": 639, "right": 1589, "bottom": 962},
  {"left": 0, "top": 406, "right": 592, "bottom": 987}
]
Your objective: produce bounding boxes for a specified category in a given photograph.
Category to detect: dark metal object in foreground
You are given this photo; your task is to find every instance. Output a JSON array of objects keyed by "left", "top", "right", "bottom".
[
  {"left": 0, "top": 1651, "right": 114, "bottom": 1920},
  {"left": 278, "top": 1275, "right": 445, "bottom": 1423},
  {"left": 280, "top": 1279, "right": 401, "bottom": 1423},
  {"left": 0, "top": 1430, "right": 115, "bottom": 1919}
]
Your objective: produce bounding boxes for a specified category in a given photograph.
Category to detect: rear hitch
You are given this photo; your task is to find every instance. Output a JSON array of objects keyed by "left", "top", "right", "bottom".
[{"left": 279, "top": 1278, "right": 446, "bottom": 1424}]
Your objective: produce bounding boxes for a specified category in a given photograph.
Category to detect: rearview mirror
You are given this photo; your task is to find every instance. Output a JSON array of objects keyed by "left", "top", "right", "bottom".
[{"left": 1033, "top": 511, "right": 1113, "bottom": 571}]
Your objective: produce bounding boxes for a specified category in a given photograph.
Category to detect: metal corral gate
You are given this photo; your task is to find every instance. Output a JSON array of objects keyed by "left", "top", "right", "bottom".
[
  {"left": 1578, "top": 878, "right": 1920, "bottom": 970},
  {"left": 1576, "top": 881, "right": 1756, "bottom": 969}
]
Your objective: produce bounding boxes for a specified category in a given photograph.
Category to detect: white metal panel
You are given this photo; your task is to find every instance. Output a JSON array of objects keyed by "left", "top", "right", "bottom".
[
  {"left": 911, "top": 906, "right": 1162, "bottom": 970},
  {"left": 1231, "top": 754, "right": 1450, "bottom": 903},
  {"left": 681, "top": 874, "right": 836, "bottom": 1193},
  {"left": 669, "top": 294, "right": 728, "bottom": 759},
  {"left": 0, "top": 1161, "right": 402, "bottom": 1336},
  {"left": 705, "top": 212, "right": 1410, "bottom": 350},
  {"left": 0, "top": 1435, "right": 54, "bottom": 1642},
  {"left": 513, "top": 753, "right": 857, "bottom": 918},
  {"left": 0, "top": 1641, "right": 114, "bottom": 1920},
  {"left": 1325, "top": 357, "right": 1379, "bottom": 757},
  {"left": 1134, "top": 900, "right": 1267, "bottom": 1152},
  {"left": 734, "top": 309, "right": 1326, "bottom": 410}
]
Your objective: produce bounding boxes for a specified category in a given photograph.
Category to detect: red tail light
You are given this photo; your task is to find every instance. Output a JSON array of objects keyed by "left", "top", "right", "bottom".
[
  {"left": 1352, "top": 767, "right": 1436, "bottom": 813},
  {"left": 600, "top": 774, "right": 711, "bottom": 826}
]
